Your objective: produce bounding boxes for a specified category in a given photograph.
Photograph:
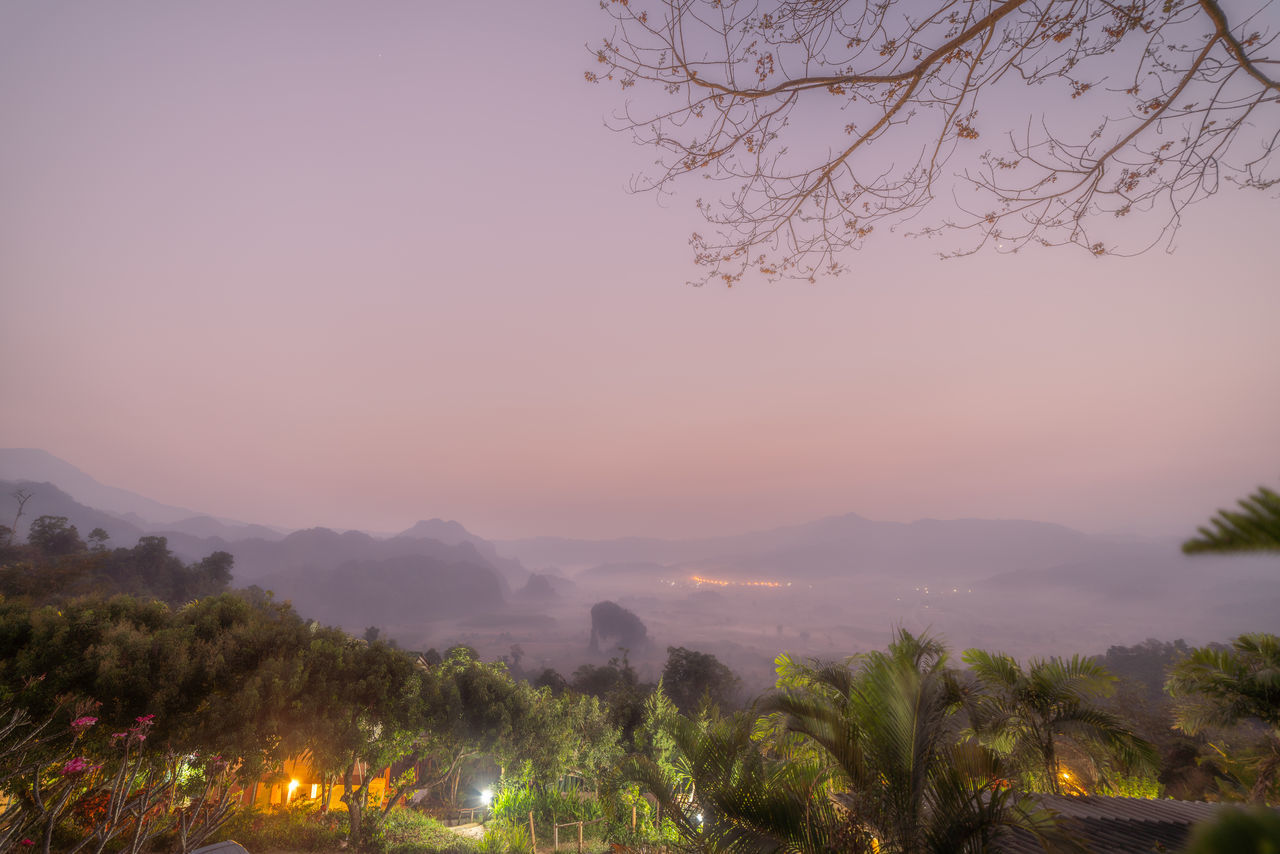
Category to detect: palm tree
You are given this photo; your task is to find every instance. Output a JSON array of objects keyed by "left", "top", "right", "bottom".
[
  {"left": 615, "top": 630, "right": 1074, "bottom": 853},
  {"left": 1166, "top": 633, "right": 1280, "bottom": 803},
  {"left": 766, "top": 632, "right": 1072, "bottom": 853},
  {"left": 610, "top": 707, "right": 849, "bottom": 853},
  {"left": 962, "top": 650, "right": 1157, "bottom": 794}
]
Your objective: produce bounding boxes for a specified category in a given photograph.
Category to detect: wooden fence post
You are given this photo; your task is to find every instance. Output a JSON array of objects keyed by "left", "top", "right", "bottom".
[
  {"left": 529, "top": 811, "right": 536, "bottom": 849},
  {"left": 578, "top": 821, "right": 583, "bottom": 854},
  {"left": 554, "top": 823, "right": 559, "bottom": 851}
]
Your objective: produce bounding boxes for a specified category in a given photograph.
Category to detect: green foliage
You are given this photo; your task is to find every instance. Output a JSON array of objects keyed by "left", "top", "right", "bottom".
[
  {"left": 599, "top": 785, "right": 675, "bottom": 851},
  {"left": 632, "top": 683, "right": 679, "bottom": 773},
  {"left": 0, "top": 703, "right": 237, "bottom": 854},
  {"left": 0, "top": 524, "right": 232, "bottom": 606},
  {"left": 482, "top": 821, "right": 533, "bottom": 854},
  {"left": 1184, "top": 486, "right": 1280, "bottom": 554},
  {"left": 571, "top": 653, "right": 653, "bottom": 745},
  {"left": 373, "top": 807, "right": 479, "bottom": 854},
  {"left": 1168, "top": 634, "right": 1280, "bottom": 804},
  {"left": 0, "top": 593, "right": 319, "bottom": 772},
  {"left": 1097, "top": 773, "right": 1162, "bottom": 799},
  {"left": 1168, "top": 634, "right": 1280, "bottom": 735},
  {"left": 661, "top": 646, "right": 741, "bottom": 716},
  {"left": 1101, "top": 638, "right": 1191, "bottom": 704},
  {"left": 216, "top": 804, "right": 348, "bottom": 852},
  {"left": 490, "top": 775, "right": 602, "bottom": 838},
  {"left": 27, "top": 516, "right": 84, "bottom": 557},
  {"left": 0, "top": 589, "right": 432, "bottom": 850},
  {"left": 613, "top": 631, "right": 1075, "bottom": 854},
  {"left": 963, "top": 648, "right": 1158, "bottom": 794},
  {"left": 1182, "top": 807, "right": 1280, "bottom": 853}
]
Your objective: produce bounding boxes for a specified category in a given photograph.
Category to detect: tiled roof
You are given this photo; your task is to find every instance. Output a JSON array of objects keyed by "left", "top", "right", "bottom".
[{"left": 996, "top": 795, "right": 1272, "bottom": 854}]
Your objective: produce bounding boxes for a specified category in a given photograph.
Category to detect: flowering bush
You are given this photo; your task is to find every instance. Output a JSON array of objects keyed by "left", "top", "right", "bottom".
[{"left": 0, "top": 703, "right": 237, "bottom": 854}]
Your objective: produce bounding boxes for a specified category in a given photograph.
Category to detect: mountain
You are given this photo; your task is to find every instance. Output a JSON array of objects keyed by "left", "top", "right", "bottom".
[
  {"left": 162, "top": 526, "right": 515, "bottom": 592},
  {"left": 150, "top": 516, "right": 286, "bottom": 541},
  {"left": 0, "top": 449, "right": 286, "bottom": 538},
  {"left": 394, "top": 519, "right": 527, "bottom": 585},
  {"left": 256, "top": 554, "right": 508, "bottom": 630},
  {"left": 0, "top": 479, "right": 145, "bottom": 545},
  {"left": 0, "top": 449, "right": 203, "bottom": 524}
]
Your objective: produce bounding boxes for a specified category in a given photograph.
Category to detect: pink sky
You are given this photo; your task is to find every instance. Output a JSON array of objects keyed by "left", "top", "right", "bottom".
[{"left": 2, "top": 1, "right": 1278, "bottom": 540}]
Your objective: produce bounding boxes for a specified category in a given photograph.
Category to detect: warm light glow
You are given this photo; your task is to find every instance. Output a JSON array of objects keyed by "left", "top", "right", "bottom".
[
  {"left": 690, "top": 574, "right": 781, "bottom": 588},
  {"left": 481, "top": 788, "right": 493, "bottom": 806}
]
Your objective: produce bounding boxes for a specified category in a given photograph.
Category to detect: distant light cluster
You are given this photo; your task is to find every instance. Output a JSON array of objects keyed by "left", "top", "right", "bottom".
[{"left": 690, "top": 574, "right": 784, "bottom": 589}]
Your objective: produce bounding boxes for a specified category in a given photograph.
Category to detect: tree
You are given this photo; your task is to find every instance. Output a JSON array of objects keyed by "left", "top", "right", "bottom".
[
  {"left": 963, "top": 649, "right": 1157, "bottom": 793},
  {"left": 86, "top": 529, "right": 109, "bottom": 552},
  {"left": 769, "top": 632, "right": 1072, "bottom": 853},
  {"left": 571, "top": 653, "right": 654, "bottom": 743},
  {"left": 6, "top": 490, "right": 31, "bottom": 546},
  {"left": 1183, "top": 485, "right": 1280, "bottom": 554},
  {"left": 27, "top": 516, "right": 84, "bottom": 557},
  {"left": 661, "top": 646, "right": 741, "bottom": 715},
  {"left": 591, "top": 0, "right": 1280, "bottom": 284},
  {"left": 0, "top": 593, "right": 314, "bottom": 772},
  {"left": 1166, "top": 632, "right": 1280, "bottom": 803},
  {"left": 297, "top": 632, "right": 426, "bottom": 844}
]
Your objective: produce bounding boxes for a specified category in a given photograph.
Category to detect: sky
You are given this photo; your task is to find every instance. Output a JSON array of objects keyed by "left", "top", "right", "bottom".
[{"left": 2, "top": 1, "right": 1278, "bottom": 541}]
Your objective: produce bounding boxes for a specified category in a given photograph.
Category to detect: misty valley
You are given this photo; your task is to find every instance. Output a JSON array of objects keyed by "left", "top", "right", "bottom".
[
  {"left": 2, "top": 448, "right": 1278, "bottom": 854},
  {"left": 3, "top": 448, "right": 1275, "bottom": 696}
]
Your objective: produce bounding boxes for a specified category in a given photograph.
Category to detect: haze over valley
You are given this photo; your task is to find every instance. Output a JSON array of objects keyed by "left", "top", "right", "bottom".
[{"left": 5, "top": 448, "right": 1274, "bottom": 695}]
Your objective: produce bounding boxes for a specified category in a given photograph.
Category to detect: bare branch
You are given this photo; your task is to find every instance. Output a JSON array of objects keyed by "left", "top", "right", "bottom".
[{"left": 590, "top": 0, "right": 1280, "bottom": 283}]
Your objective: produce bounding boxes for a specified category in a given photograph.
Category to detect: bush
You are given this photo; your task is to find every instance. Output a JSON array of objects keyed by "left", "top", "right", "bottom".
[
  {"left": 213, "top": 803, "right": 347, "bottom": 852},
  {"left": 478, "top": 822, "right": 532, "bottom": 854},
  {"left": 490, "top": 783, "right": 602, "bottom": 836},
  {"left": 374, "top": 807, "right": 480, "bottom": 854},
  {"left": 600, "top": 783, "right": 677, "bottom": 850},
  {"left": 1098, "top": 773, "right": 1163, "bottom": 799}
]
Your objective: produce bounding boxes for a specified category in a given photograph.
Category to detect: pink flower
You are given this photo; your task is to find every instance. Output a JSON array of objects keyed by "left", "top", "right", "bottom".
[
  {"left": 61, "top": 757, "right": 95, "bottom": 776},
  {"left": 134, "top": 714, "right": 155, "bottom": 725},
  {"left": 70, "top": 715, "right": 98, "bottom": 731},
  {"left": 111, "top": 732, "right": 127, "bottom": 742},
  {"left": 20, "top": 839, "right": 34, "bottom": 847}
]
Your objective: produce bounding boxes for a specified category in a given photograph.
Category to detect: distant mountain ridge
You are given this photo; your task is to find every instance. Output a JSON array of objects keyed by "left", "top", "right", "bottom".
[
  {"left": 0, "top": 479, "right": 146, "bottom": 545},
  {"left": 0, "top": 451, "right": 527, "bottom": 636},
  {"left": 4, "top": 448, "right": 1276, "bottom": 653},
  {"left": 0, "top": 448, "right": 285, "bottom": 537}
]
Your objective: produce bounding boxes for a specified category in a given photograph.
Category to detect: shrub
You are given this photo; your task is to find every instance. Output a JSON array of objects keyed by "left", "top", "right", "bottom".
[
  {"left": 213, "top": 803, "right": 346, "bottom": 852},
  {"left": 374, "top": 807, "right": 480, "bottom": 854},
  {"left": 490, "top": 783, "right": 601, "bottom": 836}
]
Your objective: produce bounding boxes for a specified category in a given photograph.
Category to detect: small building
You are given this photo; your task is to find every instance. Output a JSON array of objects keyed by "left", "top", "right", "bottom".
[{"left": 240, "top": 756, "right": 391, "bottom": 812}]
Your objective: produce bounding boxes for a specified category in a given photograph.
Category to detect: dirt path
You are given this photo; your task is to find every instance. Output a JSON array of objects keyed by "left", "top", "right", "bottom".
[{"left": 444, "top": 821, "right": 486, "bottom": 840}]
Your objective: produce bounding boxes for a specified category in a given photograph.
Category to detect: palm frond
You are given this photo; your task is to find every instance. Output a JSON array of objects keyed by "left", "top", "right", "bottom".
[{"left": 1183, "top": 486, "right": 1280, "bottom": 554}]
